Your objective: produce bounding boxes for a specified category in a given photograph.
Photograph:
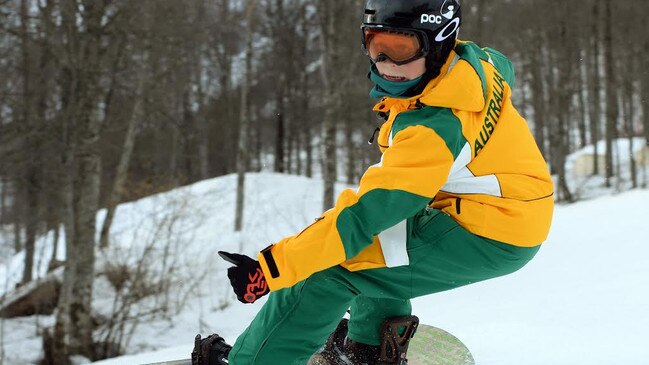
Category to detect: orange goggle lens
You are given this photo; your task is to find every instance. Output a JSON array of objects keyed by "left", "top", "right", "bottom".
[{"left": 364, "top": 29, "right": 422, "bottom": 63}]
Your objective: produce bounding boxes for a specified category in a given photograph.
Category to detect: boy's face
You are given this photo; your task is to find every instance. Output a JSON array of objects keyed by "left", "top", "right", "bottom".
[{"left": 375, "top": 57, "right": 426, "bottom": 82}]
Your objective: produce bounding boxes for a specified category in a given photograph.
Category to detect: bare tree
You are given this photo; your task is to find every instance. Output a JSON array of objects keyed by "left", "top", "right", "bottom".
[
  {"left": 235, "top": 0, "right": 257, "bottom": 233},
  {"left": 527, "top": 33, "right": 548, "bottom": 158},
  {"left": 644, "top": 56, "right": 649, "bottom": 148},
  {"left": 622, "top": 78, "right": 637, "bottom": 189},
  {"left": 588, "top": 0, "right": 602, "bottom": 175},
  {"left": 52, "top": 0, "right": 112, "bottom": 362},
  {"left": 193, "top": 0, "right": 211, "bottom": 180},
  {"left": 548, "top": 0, "right": 575, "bottom": 202},
  {"left": 18, "top": 0, "right": 39, "bottom": 285},
  {"left": 99, "top": 59, "right": 148, "bottom": 249},
  {"left": 317, "top": 0, "right": 346, "bottom": 211},
  {"left": 603, "top": 0, "right": 618, "bottom": 187}
]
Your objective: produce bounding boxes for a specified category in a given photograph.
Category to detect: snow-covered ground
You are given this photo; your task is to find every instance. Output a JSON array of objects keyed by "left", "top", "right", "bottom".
[{"left": 2, "top": 172, "right": 649, "bottom": 365}]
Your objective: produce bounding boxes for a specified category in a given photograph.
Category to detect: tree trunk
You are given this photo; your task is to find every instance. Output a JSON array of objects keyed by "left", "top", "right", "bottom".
[
  {"left": 53, "top": 0, "right": 106, "bottom": 362},
  {"left": 318, "top": 0, "right": 343, "bottom": 211},
  {"left": 293, "top": 3, "right": 312, "bottom": 178},
  {"left": 604, "top": 0, "right": 617, "bottom": 187},
  {"left": 69, "top": 46, "right": 102, "bottom": 365},
  {"left": 38, "top": 0, "right": 61, "bottom": 274},
  {"left": 52, "top": 5, "right": 77, "bottom": 361},
  {"left": 302, "top": 73, "right": 313, "bottom": 178},
  {"left": 529, "top": 44, "right": 547, "bottom": 159},
  {"left": 53, "top": 125, "right": 75, "bottom": 364},
  {"left": 0, "top": 177, "right": 5, "bottom": 225},
  {"left": 588, "top": 0, "right": 601, "bottom": 175},
  {"left": 623, "top": 63, "right": 637, "bottom": 189},
  {"left": 253, "top": 107, "right": 262, "bottom": 172},
  {"left": 644, "top": 78, "right": 649, "bottom": 148},
  {"left": 643, "top": 35, "right": 649, "bottom": 148},
  {"left": 0, "top": 306, "right": 4, "bottom": 364},
  {"left": 550, "top": 1, "right": 574, "bottom": 202},
  {"left": 49, "top": 223, "right": 60, "bottom": 271},
  {"left": 68, "top": 70, "right": 101, "bottom": 365},
  {"left": 14, "top": 219, "right": 22, "bottom": 254},
  {"left": 274, "top": 82, "right": 286, "bottom": 173},
  {"left": 216, "top": 0, "right": 236, "bottom": 175},
  {"left": 197, "top": 95, "right": 210, "bottom": 179},
  {"left": 19, "top": 0, "right": 35, "bottom": 285},
  {"left": 345, "top": 105, "right": 356, "bottom": 185},
  {"left": 195, "top": 0, "right": 210, "bottom": 180},
  {"left": 169, "top": 124, "right": 180, "bottom": 183},
  {"left": 99, "top": 63, "right": 146, "bottom": 249},
  {"left": 287, "top": 96, "right": 297, "bottom": 174},
  {"left": 322, "top": 106, "right": 337, "bottom": 211},
  {"left": 182, "top": 90, "right": 196, "bottom": 181},
  {"left": 21, "top": 170, "right": 39, "bottom": 285},
  {"left": 293, "top": 112, "right": 302, "bottom": 175},
  {"left": 576, "top": 60, "right": 588, "bottom": 148},
  {"left": 235, "top": 0, "right": 256, "bottom": 233}
]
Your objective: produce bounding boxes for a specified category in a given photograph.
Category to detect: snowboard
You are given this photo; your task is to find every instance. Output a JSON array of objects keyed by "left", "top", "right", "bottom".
[
  {"left": 308, "top": 324, "right": 475, "bottom": 365},
  {"left": 144, "top": 325, "right": 474, "bottom": 365},
  {"left": 403, "top": 324, "right": 474, "bottom": 365}
]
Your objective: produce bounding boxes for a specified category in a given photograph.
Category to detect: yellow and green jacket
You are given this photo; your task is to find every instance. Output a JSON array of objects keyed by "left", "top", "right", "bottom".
[{"left": 258, "top": 41, "right": 554, "bottom": 291}]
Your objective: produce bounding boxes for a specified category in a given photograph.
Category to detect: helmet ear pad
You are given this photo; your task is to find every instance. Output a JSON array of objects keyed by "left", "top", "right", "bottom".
[{"left": 425, "top": 30, "right": 457, "bottom": 72}]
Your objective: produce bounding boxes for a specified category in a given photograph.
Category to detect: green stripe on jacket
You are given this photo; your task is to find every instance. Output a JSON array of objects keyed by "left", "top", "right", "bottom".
[
  {"left": 337, "top": 189, "right": 430, "bottom": 259},
  {"left": 392, "top": 107, "right": 467, "bottom": 160}
]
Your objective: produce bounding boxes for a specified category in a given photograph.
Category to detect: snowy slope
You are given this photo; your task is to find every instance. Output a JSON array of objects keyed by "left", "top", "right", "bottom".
[
  {"left": 409, "top": 190, "right": 649, "bottom": 365},
  {"left": 2, "top": 173, "right": 649, "bottom": 365}
]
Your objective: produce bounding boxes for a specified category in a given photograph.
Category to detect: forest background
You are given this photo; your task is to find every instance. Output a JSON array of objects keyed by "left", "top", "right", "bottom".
[{"left": 0, "top": 0, "right": 648, "bottom": 364}]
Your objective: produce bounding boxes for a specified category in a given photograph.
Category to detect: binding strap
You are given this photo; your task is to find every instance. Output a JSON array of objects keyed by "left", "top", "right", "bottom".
[{"left": 379, "top": 315, "right": 420, "bottom": 364}]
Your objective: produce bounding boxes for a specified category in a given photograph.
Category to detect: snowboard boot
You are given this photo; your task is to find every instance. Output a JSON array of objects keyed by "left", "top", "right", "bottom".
[
  {"left": 191, "top": 333, "right": 231, "bottom": 365},
  {"left": 310, "top": 316, "right": 419, "bottom": 365},
  {"left": 310, "top": 318, "right": 352, "bottom": 365},
  {"left": 309, "top": 318, "right": 391, "bottom": 365},
  {"left": 344, "top": 337, "right": 382, "bottom": 365}
]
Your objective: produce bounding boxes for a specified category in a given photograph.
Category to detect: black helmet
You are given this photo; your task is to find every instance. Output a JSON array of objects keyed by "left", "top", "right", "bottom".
[{"left": 362, "top": 0, "right": 462, "bottom": 88}]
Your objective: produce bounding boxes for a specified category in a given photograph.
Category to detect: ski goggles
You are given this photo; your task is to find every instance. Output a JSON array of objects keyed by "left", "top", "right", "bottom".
[{"left": 361, "top": 27, "right": 428, "bottom": 65}]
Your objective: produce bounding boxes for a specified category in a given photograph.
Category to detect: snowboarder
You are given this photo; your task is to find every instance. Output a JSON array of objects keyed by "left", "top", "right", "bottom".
[{"left": 195, "top": 0, "right": 554, "bottom": 364}]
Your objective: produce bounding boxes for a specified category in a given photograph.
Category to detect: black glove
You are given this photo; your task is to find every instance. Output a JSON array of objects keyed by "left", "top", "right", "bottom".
[
  {"left": 191, "top": 333, "right": 231, "bottom": 365},
  {"left": 218, "top": 251, "right": 270, "bottom": 303}
]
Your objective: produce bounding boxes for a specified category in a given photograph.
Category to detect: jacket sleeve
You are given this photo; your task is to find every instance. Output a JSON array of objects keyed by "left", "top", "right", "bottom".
[{"left": 257, "top": 123, "right": 459, "bottom": 290}]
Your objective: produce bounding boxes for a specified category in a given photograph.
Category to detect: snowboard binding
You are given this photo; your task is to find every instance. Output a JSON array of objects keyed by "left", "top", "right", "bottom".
[{"left": 378, "top": 315, "right": 419, "bottom": 365}]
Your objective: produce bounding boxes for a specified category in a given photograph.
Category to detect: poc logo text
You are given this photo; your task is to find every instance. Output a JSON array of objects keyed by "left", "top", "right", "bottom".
[{"left": 420, "top": 14, "right": 443, "bottom": 24}]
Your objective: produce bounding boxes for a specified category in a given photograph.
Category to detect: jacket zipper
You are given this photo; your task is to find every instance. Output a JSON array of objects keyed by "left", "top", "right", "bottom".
[{"left": 295, "top": 216, "right": 325, "bottom": 239}]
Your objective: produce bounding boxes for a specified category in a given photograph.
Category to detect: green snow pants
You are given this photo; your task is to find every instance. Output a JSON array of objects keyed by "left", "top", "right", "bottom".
[{"left": 228, "top": 209, "right": 541, "bottom": 365}]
